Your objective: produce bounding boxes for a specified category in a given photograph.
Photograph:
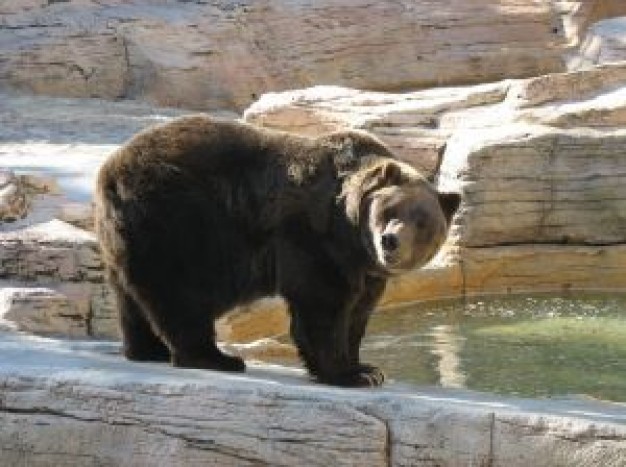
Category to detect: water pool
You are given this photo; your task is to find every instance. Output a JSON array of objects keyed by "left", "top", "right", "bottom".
[{"left": 361, "top": 293, "right": 626, "bottom": 402}]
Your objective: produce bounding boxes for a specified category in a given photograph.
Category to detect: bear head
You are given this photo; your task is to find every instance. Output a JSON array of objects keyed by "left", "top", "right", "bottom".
[{"left": 344, "top": 159, "right": 460, "bottom": 276}]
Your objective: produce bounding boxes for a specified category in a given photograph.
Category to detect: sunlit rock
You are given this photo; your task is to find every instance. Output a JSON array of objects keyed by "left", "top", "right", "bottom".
[
  {"left": 0, "top": 219, "right": 115, "bottom": 338},
  {"left": 0, "top": 332, "right": 625, "bottom": 466},
  {"left": 244, "top": 62, "right": 626, "bottom": 305},
  {"left": 0, "top": 0, "right": 570, "bottom": 111},
  {"left": 0, "top": 287, "right": 87, "bottom": 337}
]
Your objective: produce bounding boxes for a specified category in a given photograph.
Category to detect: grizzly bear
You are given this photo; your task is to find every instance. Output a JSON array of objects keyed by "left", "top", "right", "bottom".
[{"left": 95, "top": 115, "right": 460, "bottom": 387}]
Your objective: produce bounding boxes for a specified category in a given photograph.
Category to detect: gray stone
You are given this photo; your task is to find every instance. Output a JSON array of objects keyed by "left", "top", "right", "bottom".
[
  {"left": 440, "top": 125, "right": 626, "bottom": 248},
  {"left": 0, "top": 333, "right": 625, "bottom": 466},
  {"left": 571, "top": 15, "right": 626, "bottom": 69}
]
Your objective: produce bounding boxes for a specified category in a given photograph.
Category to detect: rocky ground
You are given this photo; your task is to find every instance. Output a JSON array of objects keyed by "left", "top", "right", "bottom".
[{"left": 1, "top": 332, "right": 626, "bottom": 466}]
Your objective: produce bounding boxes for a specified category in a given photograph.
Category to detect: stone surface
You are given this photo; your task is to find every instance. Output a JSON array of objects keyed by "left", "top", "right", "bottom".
[
  {"left": 0, "top": 0, "right": 570, "bottom": 111},
  {"left": 244, "top": 81, "right": 511, "bottom": 175},
  {"left": 224, "top": 337, "right": 298, "bottom": 361},
  {"left": 217, "top": 297, "right": 289, "bottom": 343},
  {"left": 0, "top": 169, "right": 28, "bottom": 223},
  {"left": 7, "top": 1, "right": 626, "bottom": 112},
  {"left": 56, "top": 202, "right": 95, "bottom": 231},
  {"left": 0, "top": 332, "right": 625, "bottom": 466},
  {"left": 0, "top": 219, "right": 101, "bottom": 283},
  {"left": 461, "top": 244, "right": 626, "bottom": 297},
  {"left": 0, "top": 219, "right": 117, "bottom": 338},
  {"left": 441, "top": 126, "right": 626, "bottom": 248},
  {"left": 0, "top": 287, "right": 87, "bottom": 337}
]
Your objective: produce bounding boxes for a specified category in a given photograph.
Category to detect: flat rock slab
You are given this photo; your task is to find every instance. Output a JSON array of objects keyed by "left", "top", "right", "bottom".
[{"left": 1, "top": 332, "right": 625, "bottom": 466}]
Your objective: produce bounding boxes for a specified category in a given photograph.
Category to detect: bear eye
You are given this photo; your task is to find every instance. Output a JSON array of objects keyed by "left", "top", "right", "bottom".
[
  {"left": 412, "top": 208, "right": 428, "bottom": 229},
  {"left": 383, "top": 207, "right": 398, "bottom": 222}
]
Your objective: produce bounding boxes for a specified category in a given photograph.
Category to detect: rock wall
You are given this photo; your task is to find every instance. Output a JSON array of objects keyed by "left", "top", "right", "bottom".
[
  {"left": 0, "top": 219, "right": 115, "bottom": 337},
  {"left": 4, "top": 61, "right": 626, "bottom": 340},
  {"left": 0, "top": 95, "right": 191, "bottom": 339},
  {"left": 244, "top": 62, "right": 626, "bottom": 306},
  {"left": 0, "top": 0, "right": 570, "bottom": 111}
]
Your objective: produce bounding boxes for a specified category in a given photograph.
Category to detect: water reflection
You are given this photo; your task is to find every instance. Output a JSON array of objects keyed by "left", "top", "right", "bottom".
[
  {"left": 361, "top": 293, "right": 626, "bottom": 402},
  {"left": 430, "top": 324, "right": 466, "bottom": 388}
]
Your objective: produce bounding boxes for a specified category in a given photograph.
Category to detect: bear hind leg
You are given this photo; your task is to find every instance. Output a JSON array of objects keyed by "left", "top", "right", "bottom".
[
  {"left": 132, "top": 287, "right": 245, "bottom": 373},
  {"left": 110, "top": 277, "right": 170, "bottom": 362},
  {"left": 168, "top": 322, "right": 245, "bottom": 373}
]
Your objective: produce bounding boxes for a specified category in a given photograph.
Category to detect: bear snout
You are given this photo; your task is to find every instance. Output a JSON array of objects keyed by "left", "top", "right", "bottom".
[{"left": 381, "top": 232, "right": 399, "bottom": 252}]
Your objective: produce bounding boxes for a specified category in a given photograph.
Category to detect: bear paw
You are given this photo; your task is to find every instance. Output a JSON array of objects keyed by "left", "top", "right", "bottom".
[
  {"left": 319, "top": 364, "right": 386, "bottom": 387},
  {"left": 123, "top": 344, "right": 171, "bottom": 362},
  {"left": 352, "top": 364, "right": 386, "bottom": 387},
  {"left": 172, "top": 352, "right": 246, "bottom": 372}
]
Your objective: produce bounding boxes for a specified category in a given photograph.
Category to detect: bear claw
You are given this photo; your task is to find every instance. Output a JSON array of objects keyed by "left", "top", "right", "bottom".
[
  {"left": 355, "top": 364, "right": 386, "bottom": 387},
  {"left": 319, "top": 364, "right": 386, "bottom": 387}
]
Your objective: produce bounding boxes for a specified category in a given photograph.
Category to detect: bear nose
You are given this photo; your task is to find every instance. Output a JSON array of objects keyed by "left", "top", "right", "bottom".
[{"left": 381, "top": 233, "right": 399, "bottom": 252}]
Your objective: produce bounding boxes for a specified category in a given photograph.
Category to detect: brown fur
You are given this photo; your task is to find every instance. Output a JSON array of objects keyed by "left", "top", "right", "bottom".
[{"left": 95, "top": 115, "right": 460, "bottom": 387}]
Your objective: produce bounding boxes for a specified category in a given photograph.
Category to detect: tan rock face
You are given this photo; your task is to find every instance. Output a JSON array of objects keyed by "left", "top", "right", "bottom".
[
  {"left": 0, "top": 0, "right": 568, "bottom": 111},
  {"left": 0, "top": 219, "right": 115, "bottom": 338},
  {"left": 244, "top": 81, "right": 512, "bottom": 175},
  {"left": 243, "top": 62, "right": 626, "bottom": 309},
  {"left": 0, "top": 287, "right": 88, "bottom": 337},
  {"left": 441, "top": 126, "right": 626, "bottom": 247},
  {"left": 461, "top": 244, "right": 626, "bottom": 296}
]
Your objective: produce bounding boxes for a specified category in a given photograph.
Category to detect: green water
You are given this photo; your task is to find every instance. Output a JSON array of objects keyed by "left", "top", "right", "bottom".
[{"left": 361, "top": 294, "right": 626, "bottom": 402}]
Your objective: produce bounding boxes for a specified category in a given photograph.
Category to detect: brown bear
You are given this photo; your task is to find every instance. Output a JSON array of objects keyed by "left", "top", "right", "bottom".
[{"left": 94, "top": 115, "right": 460, "bottom": 387}]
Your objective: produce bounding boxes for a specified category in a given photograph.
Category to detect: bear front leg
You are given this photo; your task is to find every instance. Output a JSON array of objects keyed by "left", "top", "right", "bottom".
[
  {"left": 287, "top": 279, "right": 386, "bottom": 388},
  {"left": 288, "top": 305, "right": 359, "bottom": 387},
  {"left": 347, "top": 275, "right": 388, "bottom": 386},
  {"left": 279, "top": 238, "right": 385, "bottom": 387}
]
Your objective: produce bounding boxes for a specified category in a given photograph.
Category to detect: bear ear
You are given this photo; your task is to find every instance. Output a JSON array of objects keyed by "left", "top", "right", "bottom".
[
  {"left": 380, "top": 161, "right": 403, "bottom": 185},
  {"left": 361, "top": 161, "right": 402, "bottom": 193},
  {"left": 438, "top": 192, "right": 461, "bottom": 224},
  {"left": 342, "top": 161, "right": 404, "bottom": 224}
]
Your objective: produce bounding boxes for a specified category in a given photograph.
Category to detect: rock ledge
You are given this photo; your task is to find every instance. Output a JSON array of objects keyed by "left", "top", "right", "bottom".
[{"left": 1, "top": 333, "right": 625, "bottom": 466}]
